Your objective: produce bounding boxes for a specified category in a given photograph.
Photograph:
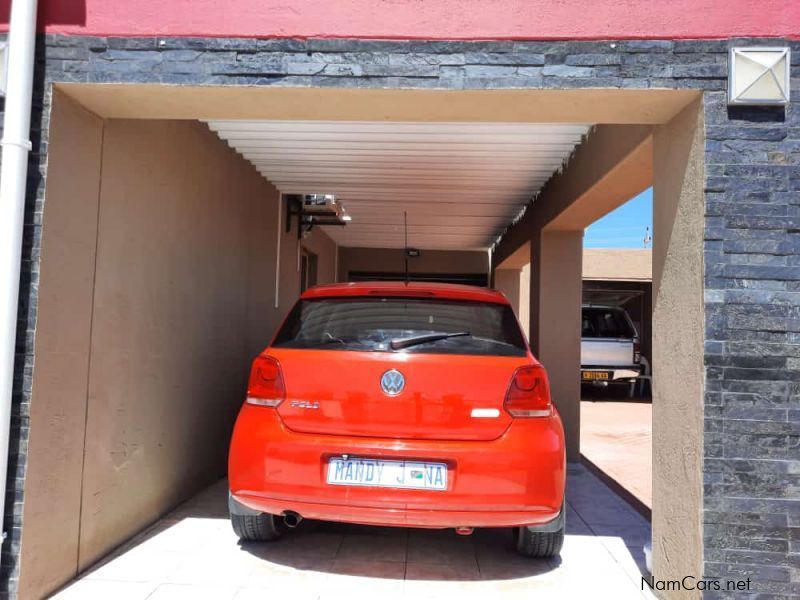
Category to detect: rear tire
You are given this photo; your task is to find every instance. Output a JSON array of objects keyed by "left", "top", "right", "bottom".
[
  {"left": 231, "top": 512, "right": 286, "bottom": 542},
  {"left": 514, "top": 525, "right": 564, "bottom": 558},
  {"left": 513, "top": 505, "right": 565, "bottom": 558}
]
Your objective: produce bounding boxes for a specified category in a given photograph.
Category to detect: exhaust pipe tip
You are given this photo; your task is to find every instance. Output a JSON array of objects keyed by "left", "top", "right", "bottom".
[
  {"left": 455, "top": 527, "right": 474, "bottom": 536},
  {"left": 283, "top": 511, "right": 303, "bottom": 528}
]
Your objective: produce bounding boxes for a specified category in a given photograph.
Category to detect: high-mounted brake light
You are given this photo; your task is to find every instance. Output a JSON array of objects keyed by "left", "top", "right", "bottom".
[
  {"left": 246, "top": 355, "right": 285, "bottom": 407},
  {"left": 504, "top": 365, "right": 552, "bottom": 418}
]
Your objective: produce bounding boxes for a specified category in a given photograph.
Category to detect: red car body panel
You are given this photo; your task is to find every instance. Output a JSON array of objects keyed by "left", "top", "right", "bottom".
[
  {"left": 228, "top": 282, "right": 566, "bottom": 529},
  {"left": 273, "top": 349, "right": 522, "bottom": 441}
]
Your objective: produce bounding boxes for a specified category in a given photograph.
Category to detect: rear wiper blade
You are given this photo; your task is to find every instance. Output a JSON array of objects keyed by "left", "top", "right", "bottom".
[{"left": 389, "top": 331, "right": 470, "bottom": 350}]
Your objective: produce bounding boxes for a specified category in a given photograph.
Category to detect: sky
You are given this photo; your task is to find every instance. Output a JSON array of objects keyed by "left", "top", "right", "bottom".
[{"left": 583, "top": 187, "right": 653, "bottom": 249}]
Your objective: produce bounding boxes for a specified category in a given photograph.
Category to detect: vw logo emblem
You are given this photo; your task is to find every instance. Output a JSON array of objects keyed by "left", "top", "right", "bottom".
[{"left": 380, "top": 369, "right": 405, "bottom": 396}]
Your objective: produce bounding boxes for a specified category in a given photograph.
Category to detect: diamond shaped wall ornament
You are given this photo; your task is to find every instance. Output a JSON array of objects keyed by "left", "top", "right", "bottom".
[{"left": 729, "top": 47, "right": 790, "bottom": 106}]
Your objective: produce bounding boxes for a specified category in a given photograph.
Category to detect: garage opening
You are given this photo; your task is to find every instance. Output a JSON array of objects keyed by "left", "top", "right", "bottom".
[
  {"left": 579, "top": 190, "right": 654, "bottom": 515},
  {"left": 25, "top": 84, "right": 703, "bottom": 598}
]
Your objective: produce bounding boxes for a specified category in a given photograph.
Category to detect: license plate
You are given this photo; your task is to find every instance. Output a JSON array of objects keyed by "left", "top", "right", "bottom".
[
  {"left": 582, "top": 371, "right": 610, "bottom": 381},
  {"left": 326, "top": 457, "right": 448, "bottom": 491}
]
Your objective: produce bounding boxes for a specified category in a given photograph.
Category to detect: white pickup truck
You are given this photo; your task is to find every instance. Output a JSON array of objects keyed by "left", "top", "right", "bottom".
[{"left": 580, "top": 304, "right": 641, "bottom": 390}]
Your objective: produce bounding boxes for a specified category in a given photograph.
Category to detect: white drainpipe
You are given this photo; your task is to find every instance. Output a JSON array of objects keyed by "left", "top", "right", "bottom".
[{"left": 0, "top": 0, "right": 38, "bottom": 557}]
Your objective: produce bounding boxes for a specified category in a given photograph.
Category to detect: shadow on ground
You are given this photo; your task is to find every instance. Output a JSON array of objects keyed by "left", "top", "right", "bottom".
[{"left": 238, "top": 518, "right": 562, "bottom": 582}]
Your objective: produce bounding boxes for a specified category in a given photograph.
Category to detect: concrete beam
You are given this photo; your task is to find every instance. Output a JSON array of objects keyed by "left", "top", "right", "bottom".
[{"left": 59, "top": 84, "right": 697, "bottom": 125}]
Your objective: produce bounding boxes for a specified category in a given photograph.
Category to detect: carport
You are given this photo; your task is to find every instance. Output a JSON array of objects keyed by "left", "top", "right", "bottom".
[{"left": 19, "top": 83, "right": 702, "bottom": 598}]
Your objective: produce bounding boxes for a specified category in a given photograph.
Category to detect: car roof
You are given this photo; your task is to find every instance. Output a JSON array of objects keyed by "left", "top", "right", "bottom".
[{"left": 301, "top": 281, "right": 510, "bottom": 305}]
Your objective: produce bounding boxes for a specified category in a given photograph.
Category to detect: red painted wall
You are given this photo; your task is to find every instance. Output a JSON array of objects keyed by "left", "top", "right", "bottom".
[{"left": 0, "top": 0, "right": 798, "bottom": 40}]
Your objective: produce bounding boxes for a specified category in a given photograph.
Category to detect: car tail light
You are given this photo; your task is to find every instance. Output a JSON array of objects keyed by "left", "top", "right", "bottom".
[
  {"left": 246, "top": 355, "right": 285, "bottom": 407},
  {"left": 504, "top": 365, "right": 552, "bottom": 418},
  {"left": 633, "top": 341, "right": 641, "bottom": 364}
]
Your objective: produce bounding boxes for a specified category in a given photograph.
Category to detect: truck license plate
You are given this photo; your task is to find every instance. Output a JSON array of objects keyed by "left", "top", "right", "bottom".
[{"left": 582, "top": 371, "right": 610, "bottom": 381}]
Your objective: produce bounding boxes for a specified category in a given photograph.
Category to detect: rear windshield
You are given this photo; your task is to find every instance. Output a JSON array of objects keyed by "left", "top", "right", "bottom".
[
  {"left": 582, "top": 307, "right": 636, "bottom": 339},
  {"left": 272, "top": 297, "right": 527, "bottom": 357}
]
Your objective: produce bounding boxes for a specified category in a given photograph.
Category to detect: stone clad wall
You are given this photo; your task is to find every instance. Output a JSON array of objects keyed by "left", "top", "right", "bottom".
[{"left": 702, "top": 91, "right": 800, "bottom": 596}]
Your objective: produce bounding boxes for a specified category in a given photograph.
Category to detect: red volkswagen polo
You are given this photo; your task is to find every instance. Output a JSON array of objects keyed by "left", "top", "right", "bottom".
[{"left": 228, "top": 282, "right": 566, "bottom": 557}]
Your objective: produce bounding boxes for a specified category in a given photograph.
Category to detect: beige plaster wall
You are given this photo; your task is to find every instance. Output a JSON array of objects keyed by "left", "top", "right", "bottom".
[
  {"left": 494, "top": 243, "right": 531, "bottom": 342},
  {"left": 518, "top": 263, "right": 531, "bottom": 344},
  {"left": 250, "top": 202, "right": 333, "bottom": 353},
  {"left": 494, "top": 266, "right": 531, "bottom": 344},
  {"left": 245, "top": 180, "right": 282, "bottom": 358},
  {"left": 583, "top": 248, "right": 652, "bottom": 282},
  {"left": 302, "top": 228, "right": 338, "bottom": 286},
  {"left": 338, "top": 247, "right": 487, "bottom": 281},
  {"left": 493, "top": 269, "right": 522, "bottom": 314},
  {"left": 651, "top": 100, "right": 705, "bottom": 595},
  {"left": 19, "top": 92, "right": 104, "bottom": 599},
  {"left": 21, "top": 105, "right": 314, "bottom": 598},
  {"left": 531, "top": 230, "right": 583, "bottom": 461},
  {"left": 77, "top": 119, "right": 284, "bottom": 569}
]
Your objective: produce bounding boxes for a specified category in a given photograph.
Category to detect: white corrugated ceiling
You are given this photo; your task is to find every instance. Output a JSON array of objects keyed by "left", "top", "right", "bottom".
[{"left": 206, "top": 120, "right": 591, "bottom": 250}]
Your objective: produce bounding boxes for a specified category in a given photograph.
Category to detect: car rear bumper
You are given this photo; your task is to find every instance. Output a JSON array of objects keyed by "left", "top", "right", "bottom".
[
  {"left": 228, "top": 404, "right": 566, "bottom": 528},
  {"left": 230, "top": 494, "right": 561, "bottom": 528}
]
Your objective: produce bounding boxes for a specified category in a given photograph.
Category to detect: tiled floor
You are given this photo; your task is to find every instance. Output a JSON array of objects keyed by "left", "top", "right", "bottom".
[
  {"left": 580, "top": 396, "right": 653, "bottom": 508},
  {"left": 53, "top": 464, "right": 653, "bottom": 599}
]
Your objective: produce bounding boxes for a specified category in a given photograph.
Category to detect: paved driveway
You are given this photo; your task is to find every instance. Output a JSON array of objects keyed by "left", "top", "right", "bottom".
[
  {"left": 53, "top": 464, "right": 653, "bottom": 599},
  {"left": 580, "top": 397, "right": 652, "bottom": 508}
]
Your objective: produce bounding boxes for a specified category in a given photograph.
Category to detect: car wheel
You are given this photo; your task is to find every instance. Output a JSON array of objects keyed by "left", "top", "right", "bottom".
[
  {"left": 231, "top": 512, "right": 286, "bottom": 542},
  {"left": 513, "top": 505, "right": 565, "bottom": 558},
  {"left": 514, "top": 525, "right": 564, "bottom": 558}
]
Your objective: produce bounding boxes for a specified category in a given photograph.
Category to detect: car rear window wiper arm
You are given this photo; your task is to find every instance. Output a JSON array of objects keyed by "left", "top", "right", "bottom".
[{"left": 389, "top": 331, "right": 470, "bottom": 350}]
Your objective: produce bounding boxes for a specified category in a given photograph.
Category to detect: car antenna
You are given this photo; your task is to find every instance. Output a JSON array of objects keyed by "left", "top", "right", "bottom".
[{"left": 404, "top": 211, "right": 409, "bottom": 286}]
